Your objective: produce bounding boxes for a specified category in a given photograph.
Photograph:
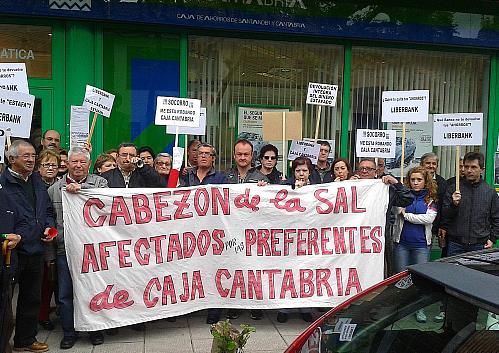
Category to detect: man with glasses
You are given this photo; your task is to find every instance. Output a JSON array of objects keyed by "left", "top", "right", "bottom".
[
  {"left": 311, "top": 140, "right": 333, "bottom": 184},
  {"left": 0, "top": 140, "right": 55, "bottom": 353},
  {"left": 101, "top": 143, "right": 162, "bottom": 188}
]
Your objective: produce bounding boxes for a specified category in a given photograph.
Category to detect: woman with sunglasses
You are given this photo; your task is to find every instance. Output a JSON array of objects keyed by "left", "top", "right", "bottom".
[{"left": 256, "top": 144, "right": 283, "bottom": 184}]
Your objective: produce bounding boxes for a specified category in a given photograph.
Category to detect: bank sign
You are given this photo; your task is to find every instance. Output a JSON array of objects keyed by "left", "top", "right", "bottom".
[{"left": 1, "top": 1, "right": 498, "bottom": 48}]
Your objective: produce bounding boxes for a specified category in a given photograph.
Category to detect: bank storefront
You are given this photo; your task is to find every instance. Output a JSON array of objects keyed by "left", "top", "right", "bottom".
[{"left": 0, "top": 0, "right": 498, "bottom": 187}]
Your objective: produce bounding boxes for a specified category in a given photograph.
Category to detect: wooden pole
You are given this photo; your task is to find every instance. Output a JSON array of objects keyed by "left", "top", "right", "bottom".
[
  {"left": 313, "top": 105, "right": 322, "bottom": 142},
  {"left": 400, "top": 122, "right": 406, "bottom": 183},
  {"left": 6, "top": 132, "right": 11, "bottom": 150},
  {"left": 87, "top": 112, "right": 98, "bottom": 145},
  {"left": 456, "top": 145, "right": 460, "bottom": 193},
  {"left": 282, "top": 111, "right": 287, "bottom": 177}
]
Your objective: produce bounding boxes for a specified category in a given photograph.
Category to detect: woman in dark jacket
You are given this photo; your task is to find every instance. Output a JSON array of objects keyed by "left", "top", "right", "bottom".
[
  {"left": 256, "top": 144, "right": 283, "bottom": 184},
  {"left": 282, "top": 156, "right": 315, "bottom": 188}
]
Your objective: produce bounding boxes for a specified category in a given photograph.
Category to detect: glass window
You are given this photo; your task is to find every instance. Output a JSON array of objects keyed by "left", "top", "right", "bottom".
[
  {"left": 349, "top": 47, "right": 489, "bottom": 178},
  {"left": 0, "top": 24, "right": 52, "bottom": 79},
  {"left": 188, "top": 36, "right": 343, "bottom": 171}
]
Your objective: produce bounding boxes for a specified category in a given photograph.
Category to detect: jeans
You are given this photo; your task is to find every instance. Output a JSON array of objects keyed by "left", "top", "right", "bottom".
[
  {"left": 14, "top": 254, "right": 43, "bottom": 347},
  {"left": 57, "top": 254, "right": 76, "bottom": 338},
  {"left": 393, "top": 243, "right": 430, "bottom": 274},
  {"left": 447, "top": 241, "right": 485, "bottom": 257}
]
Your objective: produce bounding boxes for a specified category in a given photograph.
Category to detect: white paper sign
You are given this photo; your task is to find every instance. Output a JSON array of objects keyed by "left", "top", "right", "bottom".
[
  {"left": 82, "top": 85, "right": 115, "bottom": 118},
  {"left": 167, "top": 107, "right": 206, "bottom": 135},
  {"left": 62, "top": 180, "right": 389, "bottom": 330},
  {"left": 0, "top": 90, "right": 35, "bottom": 138},
  {"left": 306, "top": 82, "right": 338, "bottom": 107},
  {"left": 172, "top": 147, "right": 184, "bottom": 170},
  {"left": 70, "top": 106, "right": 90, "bottom": 149},
  {"left": 0, "top": 129, "right": 5, "bottom": 164},
  {"left": 333, "top": 318, "right": 352, "bottom": 333},
  {"left": 304, "top": 138, "right": 335, "bottom": 160},
  {"left": 339, "top": 324, "right": 357, "bottom": 342},
  {"left": 0, "top": 63, "right": 29, "bottom": 94},
  {"left": 288, "top": 140, "right": 321, "bottom": 164},
  {"left": 433, "top": 113, "right": 483, "bottom": 146},
  {"left": 356, "top": 129, "right": 396, "bottom": 158},
  {"left": 155, "top": 96, "right": 201, "bottom": 127},
  {"left": 382, "top": 90, "right": 429, "bottom": 123}
]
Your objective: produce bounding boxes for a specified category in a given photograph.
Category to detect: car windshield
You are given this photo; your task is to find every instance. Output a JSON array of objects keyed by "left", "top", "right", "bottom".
[{"left": 298, "top": 273, "right": 499, "bottom": 353}]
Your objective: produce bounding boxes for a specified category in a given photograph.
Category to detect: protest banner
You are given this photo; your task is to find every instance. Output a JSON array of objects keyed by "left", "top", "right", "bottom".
[
  {"left": 355, "top": 129, "right": 396, "bottom": 159},
  {"left": 306, "top": 82, "right": 338, "bottom": 141},
  {"left": 433, "top": 113, "right": 483, "bottom": 192},
  {"left": 70, "top": 106, "right": 90, "bottom": 149},
  {"left": 0, "top": 63, "right": 28, "bottom": 94},
  {"left": 288, "top": 140, "right": 321, "bottom": 164},
  {"left": 63, "top": 180, "right": 389, "bottom": 331},
  {"left": 382, "top": 90, "right": 429, "bottom": 182},
  {"left": 82, "top": 85, "right": 115, "bottom": 144},
  {"left": 0, "top": 90, "right": 35, "bottom": 138},
  {"left": 155, "top": 96, "right": 201, "bottom": 128},
  {"left": 0, "top": 129, "right": 5, "bottom": 164}
]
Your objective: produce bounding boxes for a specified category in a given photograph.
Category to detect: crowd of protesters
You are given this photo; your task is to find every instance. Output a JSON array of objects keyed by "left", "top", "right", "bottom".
[{"left": 0, "top": 130, "right": 497, "bottom": 352}]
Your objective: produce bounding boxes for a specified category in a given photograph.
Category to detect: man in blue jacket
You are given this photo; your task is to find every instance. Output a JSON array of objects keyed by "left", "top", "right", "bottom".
[{"left": 0, "top": 140, "right": 55, "bottom": 353}]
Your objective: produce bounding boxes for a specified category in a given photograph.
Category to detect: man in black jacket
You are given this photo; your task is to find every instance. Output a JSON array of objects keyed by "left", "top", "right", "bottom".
[
  {"left": 442, "top": 152, "right": 498, "bottom": 256},
  {"left": 101, "top": 143, "right": 162, "bottom": 188}
]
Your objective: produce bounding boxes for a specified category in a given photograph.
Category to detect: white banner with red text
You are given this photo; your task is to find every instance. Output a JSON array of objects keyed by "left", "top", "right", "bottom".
[{"left": 62, "top": 180, "right": 389, "bottom": 331}]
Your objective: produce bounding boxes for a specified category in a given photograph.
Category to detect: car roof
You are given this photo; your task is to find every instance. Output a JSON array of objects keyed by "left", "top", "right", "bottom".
[{"left": 408, "top": 249, "right": 499, "bottom": 310}]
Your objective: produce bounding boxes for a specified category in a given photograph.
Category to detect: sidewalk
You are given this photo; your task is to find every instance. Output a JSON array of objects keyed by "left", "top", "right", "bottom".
[{"left": 21, "top": 310, "right": 312, "bottom": 353}]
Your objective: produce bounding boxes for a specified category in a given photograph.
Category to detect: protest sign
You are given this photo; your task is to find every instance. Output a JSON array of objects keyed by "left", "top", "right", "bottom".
[
  {"left": 0, "top": 63, "right": 29, "bottom": 93},
  {"left": 262, "top": 111, "right": 302, "bottom": 141},
  {"left": 70, "top": 106, "right": 90, "bottom": 149},
  {"left": 63, "top": 180, "right": 389, "bottom": 331},
  {"left": 155, "top": 96, "right": 201, "bottom": 127},
  {"left": 288, "top": 140, "right": 321, "bottom": 163},
  {"left": 381, "top": 90, "right": 429, "bottom": 123},
  {"left": 167, "top": 107, "right": 206, "bottom": 136},
  {"left": 304, "top": 138, "right": 335, "bottom": 160},
  {"left": 433, "top": 113, "right": 483, "bottom": 146},
  {"left": 0, "top": 90, "right": 35, "bottom": 138},
  {"left": 0, "top": 129, "right": 5, "bottom": 164},
  {"left": 306, "top": 83, "right": 338, "bottom": 107},
  {"left": 83, "top": 85, "right": 115, "bottom": 118},
  {"left": 356, "top": 129, "right": 396, "bottom": 159}
]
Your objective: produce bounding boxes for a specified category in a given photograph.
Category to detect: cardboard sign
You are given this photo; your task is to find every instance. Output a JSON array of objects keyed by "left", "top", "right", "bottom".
[
  {"left": 82, "top": 85, "right": 115, "bottom": 118},
  {"left": 288, "top": 140, "right": 321, "bottom": 163},
  {"left": 304, "top": 138, "right": 335, "bottom": 160},
  {"left": 172, "top": 146, "right": 184, "bottom": 170},
  {"left": 262, "top": 111, "right": 302, "bottom": 141},
  {"left": 381, "top": 90, "right": 429, "bottom": 123},
  {"left": 155, "top": 96, "right": 201, "bottom": 127},
  {"left": 433, "top": 113, "right": 483, "bottom": 146},
  {"left": 70, "top": 106, "right": 90, "bottom": 149},
  {"left": 306, "top": 82, "right": 338, "bottom": 107},
  {"left": 0, "top": 63, "right": 29, "bottom": 94},
  {"left": 0, "top": 90, "right": 35, "bottom": 138},
  {"left": 0, "top": 129, "right": 5, "bottom": 164},
  {"left": 62, "top": 180, "right": 389, "bottom": 330},
  {"left": 356, "top": 129, "right": 396, "bottom": 158},
  {"left": 167, "top": 107, "right": 206, "bottom": 135}
]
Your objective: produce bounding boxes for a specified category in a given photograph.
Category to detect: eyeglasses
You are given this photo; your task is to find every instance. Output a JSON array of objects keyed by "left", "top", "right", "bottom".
[
  {"left": 119, "top": 153, "right": 137, "bottom": 158},
  {"left": 40, "top": 163, "right": 58, "bottom": 169},
  {"left": 155, "top": 162, "right": 171, "bottom": 166},
  {"left": 359, "top": 167, "right": 375, "bottom": 172},
  {"left": 262, "top": 156, "right": 277, "bottom": 160},
  {"left": 18, "top": 154, "right": 37, "bottom": 160},
  {"left": 198, "top": 151, "right": 215, "bottom": 157}
]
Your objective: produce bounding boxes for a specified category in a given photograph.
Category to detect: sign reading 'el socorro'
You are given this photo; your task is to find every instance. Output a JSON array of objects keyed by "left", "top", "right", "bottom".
[
  {"left": 356, "top": 129, "right": 396, "bottom": 158},
  {"left": 433, "top": 113, "right": 483, "bottom": 146},
  {"left": 288, "top": 140, "right": 321, "bottom": 163},
  {"left": 0, "top": 89, "right": 35, "bottom": 138},
  {"left": 0, "top": 63, "right": 28, "bottom": 93},
  {"left": 381, "top": 90, "right": 429, "bottom": 122},
  {"left": 82, "top": 85, "right": 115, "bottom": 118},
  {"left": 166, "top": 107, "right": 207, "bottom": 136},
  {"left": 155, "top": 96, "right": 201, "bottom": 127},
  {"left": 306, "top": 82, "right": 338, "bottom": 107}
]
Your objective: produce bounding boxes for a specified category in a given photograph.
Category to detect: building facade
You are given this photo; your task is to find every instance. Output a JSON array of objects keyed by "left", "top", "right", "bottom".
[{"left": 0, "top": 0, "right": 498, "bottom": 186}]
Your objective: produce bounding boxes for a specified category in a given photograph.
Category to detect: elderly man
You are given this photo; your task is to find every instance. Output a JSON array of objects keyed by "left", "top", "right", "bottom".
[
  {"left": 225, "top": 139, "right": 268, "bottom": 184},
  {"left": 0, "top": 140, "right": 55, "bottom": 353},
  {"left": 101, "top": 143, "right": 162, "bottom": 188},
  {"left": 47, "top": 147, "right": 108, "bottom": 349}
]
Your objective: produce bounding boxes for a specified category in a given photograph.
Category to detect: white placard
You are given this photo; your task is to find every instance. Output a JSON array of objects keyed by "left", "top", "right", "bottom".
[
  {"left": 82, "top": 85, "right": 115, "bottom": 118},
  {"left": 155, "top": 96, "right": 201, "bottom": 127},
  {"left": 167, "top": 107, "right": 206, "bottom": 135},
  {"left": 433, "top": 113, "right": 483, "bottom": 146},
  {"left": 172, "top": 147, "right": 184, "bottom": 170},
  {"left": 0, "top": 129, "right": 5, "bottom": 164},
  {"left": 303, "top": 138, "right": 336, "bottom": 160},
  {"left": 0, "top": 90, "right": 35, "bottom": 138},
  {"left": 333, "top": 318, "right": 352, "bottom": 333},
  {"left": 0, "top": 63, "right": 29, "bottom": 94},
  {"left": 288, "top": 140, "right": 321, "bottom": 164},
  {"left": 382, "top": 90, "right": 429, "bottom": 123},
  {"left": 339, "top": 324, "right": 357, "bottom": 342},
  {"left": 70, "top": 106, "right": 90, "bottom": 149},
  {"left": 356, "top": 129, "right": 396, "bottom": 158},
  {"left": 306, "top": 82, "right": 338, "bottom": 107}
]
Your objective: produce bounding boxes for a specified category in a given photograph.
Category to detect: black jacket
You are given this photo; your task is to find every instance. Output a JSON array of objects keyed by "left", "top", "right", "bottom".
[
  {"left": 432, "top": 174, "right": 447, "bottom": 233},
  {"left": 101, "top": 165, "right": 162, "bottom": 188},
  {"left": 442, "top": 178, "right": 499, "bottom": 245}
]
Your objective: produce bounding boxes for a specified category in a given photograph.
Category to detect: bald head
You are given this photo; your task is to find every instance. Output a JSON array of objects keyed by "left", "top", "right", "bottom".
[{"left": 41, "top": 129, "right": 61, "bottom": 150}]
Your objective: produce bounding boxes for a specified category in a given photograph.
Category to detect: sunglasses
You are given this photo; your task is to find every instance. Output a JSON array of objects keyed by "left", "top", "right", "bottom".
[{"left": 262, "top": 156, "right": 277, "bottom": 160}]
